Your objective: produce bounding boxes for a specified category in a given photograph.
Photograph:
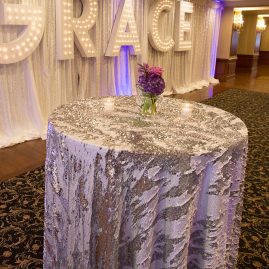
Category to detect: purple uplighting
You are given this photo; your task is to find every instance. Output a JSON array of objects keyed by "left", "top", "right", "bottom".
[{"left": 114, "top": 46, "right": 133, "bottom": 96}]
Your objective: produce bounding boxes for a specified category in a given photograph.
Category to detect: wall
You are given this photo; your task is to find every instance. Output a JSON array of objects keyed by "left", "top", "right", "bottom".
[
  {"left": 217, "top": 7, "right": 234, "bottom": 59},
  {"left": 260, "top": 19, "right": 269, "bottom": 51},
  {"left": 237, "top": 14, "right": 258, "bottom": 55},
  {"left": 259, "top": 18, "right": 269, "bottom": 64}
]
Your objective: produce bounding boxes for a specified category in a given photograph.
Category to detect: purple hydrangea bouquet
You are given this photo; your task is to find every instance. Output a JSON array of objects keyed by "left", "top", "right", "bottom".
[{"left": 137, "top": 63, "right": 165, "bottom": 115}]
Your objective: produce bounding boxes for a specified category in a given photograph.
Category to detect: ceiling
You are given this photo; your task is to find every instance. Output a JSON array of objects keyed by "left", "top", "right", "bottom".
[
  {"left": 224, "top": 1, "right": 269, "bottom": 17},
  {"left": 242, "top": 10, "right": 269, "bottom": 15},
  {"left": 224, "top": 0, "right": 269, "bottom": 7}
]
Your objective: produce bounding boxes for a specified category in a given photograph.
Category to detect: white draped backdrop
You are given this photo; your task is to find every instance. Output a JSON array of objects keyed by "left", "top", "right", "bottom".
[{"left": 0, "top": 0, "right": 222, "bottom": 148}]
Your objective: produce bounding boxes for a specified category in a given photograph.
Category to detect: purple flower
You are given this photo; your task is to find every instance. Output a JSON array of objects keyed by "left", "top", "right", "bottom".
[
  {"left": 149, "top": 66, "right": 163, "bottom": 76},
  {"left": 138, "top": 63, "right": 165, "bottom": 96},
  {"left": 138, "top": 73, "right": 165, "bottom": 95}
]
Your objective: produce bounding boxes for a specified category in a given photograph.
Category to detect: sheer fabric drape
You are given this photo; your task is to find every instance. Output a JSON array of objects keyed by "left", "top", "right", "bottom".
[{"left": 0, "top": 0, "right": 222, "bottom": 148}]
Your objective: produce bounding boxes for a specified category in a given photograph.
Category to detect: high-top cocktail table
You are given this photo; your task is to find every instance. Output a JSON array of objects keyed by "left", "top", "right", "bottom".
[{"left": 44, "top": 97, "right": 248, "bottom": 269}]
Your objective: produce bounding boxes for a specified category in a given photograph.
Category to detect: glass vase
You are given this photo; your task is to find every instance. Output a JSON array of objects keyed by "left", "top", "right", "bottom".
[{"left": 141, "top": 94, "right": 158, "bottom": 115}]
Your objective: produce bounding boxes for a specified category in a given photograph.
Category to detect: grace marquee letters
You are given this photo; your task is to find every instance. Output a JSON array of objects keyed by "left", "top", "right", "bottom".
[{"left": 0, "top": 0, "right": 193, "bottom": 64}]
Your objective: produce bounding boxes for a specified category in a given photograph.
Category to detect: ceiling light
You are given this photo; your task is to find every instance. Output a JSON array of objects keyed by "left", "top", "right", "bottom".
[
  {"left": 233, "top": 10, "right": 244, "bottom": 32},
  {"left": 257, "top": 15, "right": 267, "bottom": 32}
]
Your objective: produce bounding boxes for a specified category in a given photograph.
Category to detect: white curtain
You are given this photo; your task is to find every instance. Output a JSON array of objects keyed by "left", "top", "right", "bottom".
[{"left": 0, "top": 0, "right": 222, "bottom": 148}]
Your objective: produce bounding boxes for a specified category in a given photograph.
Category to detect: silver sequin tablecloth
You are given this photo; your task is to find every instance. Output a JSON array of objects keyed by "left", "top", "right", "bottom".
[{"left": 44, "top": 97, "right": 248, "bottom": 269}]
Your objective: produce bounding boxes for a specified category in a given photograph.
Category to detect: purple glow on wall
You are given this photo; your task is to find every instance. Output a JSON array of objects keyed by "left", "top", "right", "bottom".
[
  {"left": 114, "top": 46, "right": 133, "bottom": 96},
  {"left": 208, "top": 87, "right": 214, "bottom": 98},
  {"left": 210, "top": 5, "right": 223, "bottom": 77}
]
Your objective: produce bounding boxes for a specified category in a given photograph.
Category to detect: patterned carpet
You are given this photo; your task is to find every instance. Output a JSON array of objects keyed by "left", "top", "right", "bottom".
[
  {"left": 202, "top": 89, "right": 269, "bottom": 269},
  {"left": 0, "top": 169, "right": 44, "bottom": 269},
  {"left": 0, "top": 89, "right": 268, "bottom": 268}
]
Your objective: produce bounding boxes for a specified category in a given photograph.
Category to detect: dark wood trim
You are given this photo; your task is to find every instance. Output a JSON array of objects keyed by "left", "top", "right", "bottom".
[
  {"left": 236, "top": 54, "right": 259, "bottom": 76},
  {"left": 215, "top": 58, "right": 237, "bottom": 82},
  {"left": 259, "top": 51, "right": 269, "bottom": 65}
]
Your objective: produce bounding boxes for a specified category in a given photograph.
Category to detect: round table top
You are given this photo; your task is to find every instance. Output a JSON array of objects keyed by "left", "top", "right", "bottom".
[{"left": 49, "top": 96, "right": 248, "bottom": 156}]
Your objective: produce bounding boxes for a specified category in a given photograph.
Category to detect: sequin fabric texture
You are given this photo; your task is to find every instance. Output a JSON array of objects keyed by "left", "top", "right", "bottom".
[{"left": 44, "top": 97, "right": 248, "bottom": 269}]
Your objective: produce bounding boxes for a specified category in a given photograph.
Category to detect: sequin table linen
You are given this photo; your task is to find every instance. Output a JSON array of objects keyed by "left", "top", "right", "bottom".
[{"left": 44, "top": 97, "right": 248, "bottom": 269}]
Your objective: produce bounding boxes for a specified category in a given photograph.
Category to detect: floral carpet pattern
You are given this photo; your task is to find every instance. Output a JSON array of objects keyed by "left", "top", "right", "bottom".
[
  {"left": 0, "top": 89, "right": 268, "bottom": 268},
  {"left": 0, "top": 169, "right": 44, "bottom": 269}
]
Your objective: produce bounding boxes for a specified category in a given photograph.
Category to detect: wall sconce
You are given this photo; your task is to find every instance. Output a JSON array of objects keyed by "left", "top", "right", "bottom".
[
  {"left": 256, "top": 16, "right": 266, "bottom": 32},
  {"left": 233, "top": 10, "right": 244, "bottom": 32}
]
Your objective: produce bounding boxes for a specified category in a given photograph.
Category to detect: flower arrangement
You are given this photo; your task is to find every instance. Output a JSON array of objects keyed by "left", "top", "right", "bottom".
[{"left": 137, "top": 63, "right": 165, "bottom": 115}]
